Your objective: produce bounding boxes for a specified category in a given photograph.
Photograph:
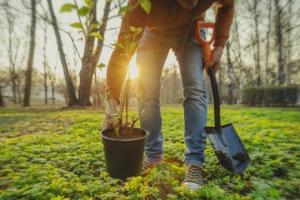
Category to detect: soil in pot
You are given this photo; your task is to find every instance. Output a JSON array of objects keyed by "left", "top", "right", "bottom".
[{"left": 104, "top": 127, "right": 145, "bottom": 140}]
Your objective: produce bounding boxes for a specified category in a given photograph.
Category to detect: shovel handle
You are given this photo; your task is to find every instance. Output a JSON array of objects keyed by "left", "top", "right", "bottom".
[
  {"left": 194, "top": 21, "right": 221, "bottom": 133},
  {"left": 208, "top": 69, "right": 221, "bottom": 133}
]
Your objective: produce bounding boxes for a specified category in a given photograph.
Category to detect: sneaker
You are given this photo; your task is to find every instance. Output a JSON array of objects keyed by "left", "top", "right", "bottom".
[
  {"left": 141, "top": 159, "right": 161, "bottom": 175},
  {"left": 183, "top": 164, "right": 204, "bottom": 190}
]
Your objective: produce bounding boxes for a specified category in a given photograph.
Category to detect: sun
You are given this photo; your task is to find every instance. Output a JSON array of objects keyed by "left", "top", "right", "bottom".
[{"left": 129, "top": 63, "right": 139, "bottom": 80}]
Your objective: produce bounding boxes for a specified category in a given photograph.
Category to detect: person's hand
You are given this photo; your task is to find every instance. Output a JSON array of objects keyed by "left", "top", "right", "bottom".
[
  {"left": 102, "top": 99, "right": 120, "bottom": 130},
  {"left": 205, "top": 46, "right": 224, "bottom": 72}
]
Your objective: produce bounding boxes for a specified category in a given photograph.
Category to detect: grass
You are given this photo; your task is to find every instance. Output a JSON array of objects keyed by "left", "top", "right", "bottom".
[{"left": 0, "top": 106, "right": 299, "bottom": 200}]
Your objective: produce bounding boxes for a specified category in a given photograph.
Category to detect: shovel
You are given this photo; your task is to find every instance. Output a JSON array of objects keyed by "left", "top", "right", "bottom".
[
  {"left": 195, "top": 21, "right": 250, "bottom": 174},
  {"left": 205, "top": 68, "right": 250, "bottom": 174}
]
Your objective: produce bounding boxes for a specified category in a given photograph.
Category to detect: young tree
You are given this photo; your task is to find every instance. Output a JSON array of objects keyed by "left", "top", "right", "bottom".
[
  {"left": 47, "top": 0, "right": 78, "bottom": 106},
  {"left": 23, "top": 0, "right": 37, "bottom": 107},
  {"left": 77, "top": 0, "right": 112, "bottom": 106}
]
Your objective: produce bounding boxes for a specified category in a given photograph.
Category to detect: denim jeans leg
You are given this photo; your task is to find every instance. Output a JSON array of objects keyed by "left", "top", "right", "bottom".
[
  {"left": 175, "top": 31, "right": 208, "bottom": 166},
  {"left": 136, "top": 30, "right": 170, "bottom": 162}
]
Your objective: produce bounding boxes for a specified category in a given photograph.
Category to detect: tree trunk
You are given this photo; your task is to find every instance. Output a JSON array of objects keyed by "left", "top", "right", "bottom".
[
  {"left": 47, "top": 0, "right": 78, "bottom": 106},
  {"left": 10, "top": 69, "right": 17, "bottom": 104},
  {"left": 78, "top": 0, "right": 111, "bottom": 106},
  {"left": 23, "top": 0, "right": 36, "bottom": 107},
  {"left": 265, "top": 0, "right": 272, "bottom": 86},
  {"left": 5, "top": 8, "right": 17, "bottom": 104},
  {"left": 274, "top": 0, "right": 285, "bottom": 85},
  {"left": 16, "top": 77, "right": 22, "bottom": 104},
  {"left": 253, "top": 0, "right": 261, "bottom": 86},
  {"left": 51, "top": 80, "right": 55, "bottom": 105},
  {"left": 233, "top": 15, "right": 243, "bottom": 86},
  {"left": 43, "top": 22, "right": 48, "bottom": 105},
  {"left": 44, "top": 65, "right": 48, "bottom": 105},
  {"left": 286, "top": 0, "right": 293, "bottom": 85},
  {"left": 0, "top": 87, "right": 4, "bottom": 107},
  {"left": 226, "top": 42, "right": 234, "bottom": 105}
]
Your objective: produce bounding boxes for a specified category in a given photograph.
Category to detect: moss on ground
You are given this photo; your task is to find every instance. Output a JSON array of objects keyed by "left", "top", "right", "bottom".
[{"left": 0, "top": 106, "right": 299, "bottom": 199}]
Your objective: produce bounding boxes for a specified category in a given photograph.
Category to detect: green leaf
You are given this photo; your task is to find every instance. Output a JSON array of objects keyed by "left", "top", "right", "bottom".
[
  {"left": 77, "top": 6, "right": 90, "bottom": 16},
  {"left": 84, "top": 0, "right": 93, "bottom": 7},
  {"left": 91, "top": 32, "right": 103, "bottom": 40},
  {"left": 97, "top": 63, "right": 106, "bottom": 69},
  {"left": 70, "top": 22, "right": 84, "bottom": 29},
  {"left": 118, "top": 5, "right": 129, "bottom": 15},
  {"left": 89, "top": 23, "right": 99, "bottom": 31},
  {"left": 60, "top": 3, "right": 77, "bottom": 13},
  {"left": 140, "top": 0, "right": 151, "bottom": 14}
]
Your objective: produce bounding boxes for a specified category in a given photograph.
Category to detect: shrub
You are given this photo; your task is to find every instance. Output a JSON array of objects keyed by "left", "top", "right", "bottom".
[{"left": 242, "top": 86, "right": 300, "bottom": 106}]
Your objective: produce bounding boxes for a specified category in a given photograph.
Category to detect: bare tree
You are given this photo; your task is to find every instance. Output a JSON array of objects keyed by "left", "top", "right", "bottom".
[
  {"left": 23, "top": 0, "right": 37, "bottom": 107},
  {"left": 245, "top": 0, "right": 262, "bottom": 86},
  {"left": 0, "top": 70, "right": 10, "bottom": 107},
  {"left": 286, "top": 0, "right": 293, "bottom": 85},
  {"left": 265, "top": 0, "right": 272, "bottom": 86},
  {"left": 225, "top": 42, "right": 234, "bottom": 104},
  {"left": 42, "top": 17, "right": 48, "bottom": 105},
  {"left": 4, "top": 4, "right": 19, "bottom": 104},
  {"left": 48, "top": 65, "right": 57, "bottom": 105},
  {"left": 47, "top": 0, "right": 77, "bottom": 106},
  {"left": 274, "top": 0, "right": 285, "bottom": 85}
]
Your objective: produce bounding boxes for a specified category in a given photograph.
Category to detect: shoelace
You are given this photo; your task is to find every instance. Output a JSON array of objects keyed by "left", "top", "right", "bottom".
[{"left": 185, "top": 165, "right": 203, "bottom": 184}]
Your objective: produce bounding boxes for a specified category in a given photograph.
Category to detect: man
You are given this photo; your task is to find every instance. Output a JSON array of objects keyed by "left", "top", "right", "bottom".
[{"left": 103, "top": 0, "right": 234, "bottom": 190}]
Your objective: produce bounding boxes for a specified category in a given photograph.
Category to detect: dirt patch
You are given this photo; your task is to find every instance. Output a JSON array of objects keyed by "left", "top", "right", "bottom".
[{"left": 158, "top": 181, "right": 173, "bottom": 200}]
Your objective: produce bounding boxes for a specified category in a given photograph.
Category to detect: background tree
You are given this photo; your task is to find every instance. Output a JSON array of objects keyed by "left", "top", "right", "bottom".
[
  {"left": 4, "top": 4, "right": 19, "bottom": 104},
  {"left": 0, "top": 69, "right": 10, "bottom": 107},
  {"left": 42, "top": 16, "right": 49, "bottom": 105},
  {"left": 47, "top": 0, "right": 78, "bottom": 106},
  {"left": 23, "top": 0, "right": 37, "bottom": 107}
]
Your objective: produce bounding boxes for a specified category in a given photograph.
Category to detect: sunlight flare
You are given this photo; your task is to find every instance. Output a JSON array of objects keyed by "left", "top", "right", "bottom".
[{"left": 129, "top": 63, "right": 139, "bottom": 80}]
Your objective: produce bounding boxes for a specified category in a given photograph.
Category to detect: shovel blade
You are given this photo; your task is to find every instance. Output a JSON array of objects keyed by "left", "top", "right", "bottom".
[{"left": 205, "top": 124, "right": 250, "bottom": 174}]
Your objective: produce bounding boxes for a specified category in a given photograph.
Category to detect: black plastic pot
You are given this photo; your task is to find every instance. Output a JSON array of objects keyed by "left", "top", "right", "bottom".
[{"left": 100, "top": 128, "right": 148, "bottom": 179}]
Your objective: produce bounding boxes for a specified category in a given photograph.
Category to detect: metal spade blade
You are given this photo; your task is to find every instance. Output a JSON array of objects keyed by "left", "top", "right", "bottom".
[{"left": 205, "top": 69, "right": 250, "bottom": 174}]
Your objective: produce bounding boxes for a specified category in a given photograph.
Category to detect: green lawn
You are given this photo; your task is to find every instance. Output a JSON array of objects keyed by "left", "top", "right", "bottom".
[{"left": 0, "top": 106, "right": 299, "bottom": 200}]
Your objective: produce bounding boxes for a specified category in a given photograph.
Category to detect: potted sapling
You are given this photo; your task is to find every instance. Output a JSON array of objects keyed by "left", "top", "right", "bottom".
[{"left": 100, "top": 75, "right": 148, "bottom": 179}]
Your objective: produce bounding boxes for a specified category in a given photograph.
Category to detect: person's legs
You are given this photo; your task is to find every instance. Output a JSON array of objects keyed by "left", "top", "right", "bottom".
[
  {"left": 174, "top": 30, "right": 208, "bottom": 167},
  {"left": 136, "top": 29, "right": 170, "bottom": 163}
]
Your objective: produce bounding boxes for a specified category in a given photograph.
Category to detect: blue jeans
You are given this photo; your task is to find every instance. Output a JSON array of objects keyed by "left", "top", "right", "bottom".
[{"left": 136, "top": 28, "right": 207, "bottom": 166}]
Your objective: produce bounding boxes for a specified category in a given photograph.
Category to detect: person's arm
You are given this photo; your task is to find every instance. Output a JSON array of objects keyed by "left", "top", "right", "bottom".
[
  {"left": 206, "top": 0, "right": 235, "bottom": 70},
  {"left": 106, "top": 1, "right": 145, "bottom": 102},
  {"left": 214, "top": 0, "right": 235, "bottom": 48}
]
